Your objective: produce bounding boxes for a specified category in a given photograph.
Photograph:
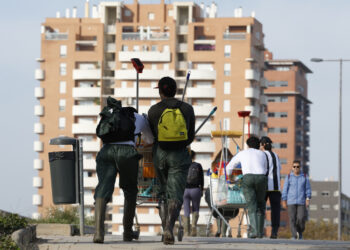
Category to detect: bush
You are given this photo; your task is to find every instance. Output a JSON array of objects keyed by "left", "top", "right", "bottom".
[
  {"left": 0, "top": 213, "right": 28, "bottom": 250},
  {"left": 31, "top": 206, "right": 95, "bottom": 227}
]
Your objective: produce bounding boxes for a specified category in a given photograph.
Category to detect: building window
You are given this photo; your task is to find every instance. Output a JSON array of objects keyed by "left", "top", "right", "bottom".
[
  {"left": 125, "top": 10, "right": 131, "bottom": 17},
  {"left": 268, "top": 127, "right": 288, "bottom": 133},
  {"left": 273, "top": 143, "right": 287, "bottom": 149},
  {"left": 268, "top": 81, "right": 288, "bottom": 87},
  {"left": 148, "top": 12, "right": 155, "bottom": 20},
  {"left": 224, "top": 63, "right": 231, "bottom": 76},
  {"left": 59, "top": 117, "right": 66, "bottom": 129},
  {"left": 59, "top": 99, "right": 66, "bottom": 111},
  {"left": 309, "top": 205, "right": 317, "bottom": 211},
  {"left": 223, "top": 100, "right": 230, "bottom": 112},
  {"left": 224, "top": 81, "right": 230, "bottom": 94},
  {"left": 321, "top": 205, "right": 330, "bottom": 210},
  {"left": 275, "top": 66, "right": 290, "bottom": 71},
  {"left": 151, "top": 45, "right": 157, "bottom": 51},
  {"left": 223, "top": 118, "right": 230, "bottom": 130},
  {"left": 280, "top": 158, "right": 287, "bottom": 164},
  {"left": 152, "top": 64, "right": 157, "bottom": 70},
  {"left": 163, "top": 45, "right": 170, "bottom": 52},
  {"left": 133, "top": 45, "right": 140, "bottom": 51},
  {"left": 163, "top": 64, "right": 169, "bottom": 70},
  {"left": 122, "top": 45, "right": 128, "bottom": 51},
  {"left": 151, "top": 81, "right": 157, "bottom": 88},
  {"left": 60, "top": 63, "right": 67, "bottom": 76},
  {"left": 121, "top": 81, "right": 127, "bottom": 88},
  {"left": 60, "top": 45, "right": 67, "bottom": 57},
  {"left": 121, "top": 63, "right": 127, "bottom": 69},
  {"left": 59, "top": 81, "right": 66, "bottom": 94},
  {"left": 321, "top": 191, "right": 330, "bottom": 197},
  {"left": 224, "top": 45, "right": 231, "bottom": 57},
  {"left": 267, "top": 96, "right": 288, "bottom": 103}
]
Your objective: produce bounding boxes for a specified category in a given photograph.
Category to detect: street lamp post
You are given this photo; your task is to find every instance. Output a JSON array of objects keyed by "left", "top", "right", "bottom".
[{"left": 311, "top": 58, "right": 350, "bottom": 240}]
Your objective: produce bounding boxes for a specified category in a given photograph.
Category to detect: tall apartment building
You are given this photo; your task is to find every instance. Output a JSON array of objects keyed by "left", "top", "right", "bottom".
[
  {"left": 33, "top": 0, "right": 267, "bottom": 235},
  {"left": 309, "top": 180, "right": 350, "bottom": 236},
  {"left": 264, "top": 51, "right": 312, "bottom": 233}
]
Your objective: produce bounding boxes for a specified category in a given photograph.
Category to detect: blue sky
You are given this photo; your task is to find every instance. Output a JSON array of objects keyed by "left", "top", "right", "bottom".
[{"left": 1, "top": 0, "right": 350, "bottom": 217}]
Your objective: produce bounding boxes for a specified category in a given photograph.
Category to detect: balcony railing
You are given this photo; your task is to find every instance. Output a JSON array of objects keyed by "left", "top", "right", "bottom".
[
  {"left": 223, "top": 32, "right": 246, "bottom": 40},
  {"left": 45, "top": 32, "right": 68, "bottom": 40},
  {"left": 194, "top": 44, "right": 215, "bottom": 51},
  {"left": 118, "top": 51, "right": 170, "bottom": 62},
  {"left": 244, "top": 105, "right": 259, "bottom": 118},
  {"left": 72, "top": 105, "right": 100, "bottom": 116},
  {"left": 122, "top": 32, "right": 169, "bottom": 41},
  {"left": 72, "top": 87, "right": 101, "bottom": 99}
]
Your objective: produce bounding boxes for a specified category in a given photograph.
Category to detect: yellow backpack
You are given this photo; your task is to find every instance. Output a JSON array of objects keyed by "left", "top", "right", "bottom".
[{"left": 158, "top": 106, "right": 188, "bottom": 142}]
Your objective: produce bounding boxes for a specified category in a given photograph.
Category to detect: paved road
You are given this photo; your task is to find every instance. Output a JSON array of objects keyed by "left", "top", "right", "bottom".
[{"left": 35, "top": 235, "right": 350, "bottom": 250}]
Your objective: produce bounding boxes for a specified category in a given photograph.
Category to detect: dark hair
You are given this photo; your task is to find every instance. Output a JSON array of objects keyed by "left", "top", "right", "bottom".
[
  {"left": 246, "top": 136, "right": 260, "bottom": 149},
  {"left": 158, "top": 77, "right": 177, "bottom": 97},
  {"left": 293, "top": 160, "right": 301, "bottom": 165},
  {"left": 191, "top": 150, "right": 196, "bottom": 159}
]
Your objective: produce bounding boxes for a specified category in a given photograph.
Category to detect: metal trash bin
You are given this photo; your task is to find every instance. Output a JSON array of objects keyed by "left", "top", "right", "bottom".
[
  {"left": 48, "top": 151, "right": 76, "bottom": 204},
  {"left": 48, "top": 137, "right": 80, "bottom": 204}
]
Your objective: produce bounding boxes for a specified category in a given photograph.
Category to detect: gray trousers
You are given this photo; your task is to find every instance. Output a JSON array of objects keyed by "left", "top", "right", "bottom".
[{"left": 287, "top": 204, "right": 306, "bottom": 238}]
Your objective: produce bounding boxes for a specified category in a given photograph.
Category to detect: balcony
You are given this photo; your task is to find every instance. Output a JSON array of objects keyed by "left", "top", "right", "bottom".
[
  {"left": 260, "top": 78, "right": 268, "bottom": 88},
  {"left": 195, "top": 122, "right": 216, "bottom": 136},
  {"left": 244, "top": 123, "right": 260, "bottom": 136},
  {"left": 193, "top": 105, "right": 215, "bottom": 116},
  {"left": 245, "top": 69, "right": 260, "bottom": 81},
  {"left": 45, "top": 32, "right": 68, "bottom": 40},
  {"left": 260, "top": 95, "right": 267, "bottom": 106},
  {"left": 83, "top": 141, "right": 100, "bottom": 152},
  {"left": 244, "top": 105, "right": 259, "bottom": 118},
  {"left": 72, "top": 123, "right": 97, "bottom": 134},
  {"left": 223, "top": 32, "right": 246, "bottom": 40},
  {"left": 119, "top": 51, "right": 171, "bottom": 62},
  {"left": 122, "top": 32, "right": 169, "bottom": 41},
  {"left": 115, "top": 69, "right": 175, "bottom": 80},
  {"left": 72, "top": 105, "right": 100, "bottom": 116},
  {"left": 35, "top": 69, "right": 45, "bottom": 80},
  {"left": 177, "top": 25, "right": 188, "bottom": 35},
  {"left": 84, "top": 195, "right": 94, "bottom": 206},
  {"left": 35, "top": 87, "right": 44, "bottom": 98},
  {"left": 244, "top": 87, "right": 260, "bottom": 99},
  {"left": 177, "top": 43, "right": 188, "bottom": 53},
  {"left": 34, "top": 123, "right": 44, "bottom": 134},
  {"left": 84, "top": 177, "right": 98, "bottom": 189},
  {"left": 73, "top": 69, "right": 101, "bottom": 80},
  {"left": 114, "top": 88, "right": 159, "bottom": 98},
  {"left": 34, "top": 159, "right": 43, "bottom": 170},
  {"left": 33, "top": 177, "right": 43, "bottom": 188},
  {"left": 84, "top": 159, "right": 96, "bottom": 171},
  {"left": 260, "top": 112, "right": 268, "bottom": 124},
  {"left": 106, "top": 61, "right": 115, "bottom": 70},
  {"left": 106, "top": 25, "right": 116, "bottom": 34},
  {"left": 191, "top": 142, "right": 215, "bottom": 153},
  {"left": 32, "top": 194, "right": 43, "bottom": 205},
  {"left": 106, "top": 43, "right": 116, "bottom": 53},
  {"left": 72, "top": 87, "right": 101, "bottom": 99},
  {"left": 186, "top": 88, "right": 216, "bottom": 98},
  {"left": 34, "top": 105, "right": 44, "bottom": 116},
  {"left": 189, "top": 69, "right": 216, "bottom": 80},
  {"left": 34, "top": 141, "right": 44, "bottom": 152}
]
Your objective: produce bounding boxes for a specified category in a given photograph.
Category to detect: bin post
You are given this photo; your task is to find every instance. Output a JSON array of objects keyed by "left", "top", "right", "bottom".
[{"left": 78, "top": 139, "right": 85, "bottom": 235}]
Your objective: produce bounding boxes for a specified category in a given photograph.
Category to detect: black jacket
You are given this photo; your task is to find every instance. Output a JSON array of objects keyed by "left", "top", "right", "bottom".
[{"left": 148, "top": 98, "right": 195, "bottom": 150}]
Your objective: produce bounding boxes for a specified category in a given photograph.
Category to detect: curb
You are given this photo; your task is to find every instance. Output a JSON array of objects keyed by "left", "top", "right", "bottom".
[{"left": 11, "top": 225, "right": 37, "bottom": 250}]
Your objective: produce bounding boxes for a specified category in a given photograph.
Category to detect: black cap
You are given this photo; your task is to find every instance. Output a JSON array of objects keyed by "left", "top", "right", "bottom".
[
  {"left": 260, "top": 136, "right": 272, "bottom": 144},
  {"left": 155, "top": 77, "right": 177, "bottom": 97}
]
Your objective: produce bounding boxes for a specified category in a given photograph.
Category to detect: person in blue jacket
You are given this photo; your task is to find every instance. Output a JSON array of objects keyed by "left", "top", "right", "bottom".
[{"left": 282, "top": 160, "right": 311, "bottom": 240}]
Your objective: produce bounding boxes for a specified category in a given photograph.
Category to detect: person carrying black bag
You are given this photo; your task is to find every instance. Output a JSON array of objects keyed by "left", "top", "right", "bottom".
[
  {"left": 182, "top": 150, "right": 204, "bottom": 237},
  {"left": 260, "top": 136, "right": 282, "bottom": 239}
]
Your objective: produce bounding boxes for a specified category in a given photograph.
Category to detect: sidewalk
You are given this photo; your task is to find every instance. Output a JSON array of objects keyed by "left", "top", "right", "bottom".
[{"left": 35, "top": 235, "right": 350, "bottom": 250}]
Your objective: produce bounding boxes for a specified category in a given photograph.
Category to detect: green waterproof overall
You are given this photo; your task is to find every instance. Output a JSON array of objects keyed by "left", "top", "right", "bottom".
[
  {"left": 242, "top": 174, "right": 267, "bottom": 238},
  {"left": 152, "top": 144, "right": 191, "bottom": 203},
  {"left": 94, "top": 144, "right": 140, "bottom": 202}
]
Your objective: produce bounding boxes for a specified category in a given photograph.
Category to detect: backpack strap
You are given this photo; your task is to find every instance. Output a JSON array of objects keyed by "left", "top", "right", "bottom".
[{"left": 263, "top": 152, "right": 269, "bottom": 177}]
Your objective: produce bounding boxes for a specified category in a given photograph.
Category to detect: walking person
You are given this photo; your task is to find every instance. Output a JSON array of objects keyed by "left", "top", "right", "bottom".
[
  {"left": 148, "top": 76, "right": 195, "bottom": 245},
  {"left": 226, "top": 136, "right": 268, "bottom": 238},
  {"left": 183, "top": 150, "right": 204, "bottom": 237},
  {"left": 282, "top": 160, "right": 311, "bottom": 240},
  {"left": 93, "top": 97, "right": 153, "bottom": 243},
  {"left": 260, "top": 136, "right": 282, "bottom": 239}
]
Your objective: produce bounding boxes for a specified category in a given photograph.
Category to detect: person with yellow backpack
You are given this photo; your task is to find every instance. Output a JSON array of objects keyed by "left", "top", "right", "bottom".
[{"left": 148, "top": 76, "right": 195, "bottom": 245}]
